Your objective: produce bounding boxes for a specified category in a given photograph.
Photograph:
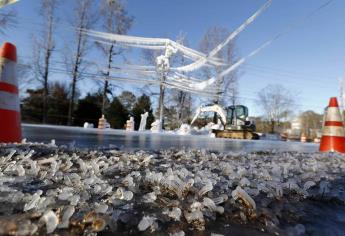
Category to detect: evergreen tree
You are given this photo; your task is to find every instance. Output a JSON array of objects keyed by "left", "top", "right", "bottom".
[
  {"left": 47, "top": 82, "right": 69, "bottom": 125},
  {"left": 132, "top": 94, "right": 154, "bottom": 130},
  {"left": 106, "top": 97, "right": 129, "bottom": 129},
  {"left": 21, "top": 88, "right": 44, "bottom": 123},
  {"left": 74, "top": 93, "right": 103, "bottom": 127},
  {"left": 21, "top": 82, "right": 70, "bottom": 124},
  {"left": 118, "top": 91, "right": 136, "bottom": 112}
]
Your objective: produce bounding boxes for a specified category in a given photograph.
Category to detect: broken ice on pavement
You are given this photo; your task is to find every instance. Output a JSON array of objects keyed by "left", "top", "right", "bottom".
[{"left": 0, "top": 142, "right": 345, "bottom": 235}]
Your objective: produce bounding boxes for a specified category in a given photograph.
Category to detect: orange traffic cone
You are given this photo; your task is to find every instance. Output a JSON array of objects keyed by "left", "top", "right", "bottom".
[
  {"left": 300, "top": 133, "right": 307, "bottom": 143},
  {"left": 0, "top": 42, "right": 21, "bottom": 143},
  {"left": 319, "top": 97, "right": 345, "bottom": 153}
]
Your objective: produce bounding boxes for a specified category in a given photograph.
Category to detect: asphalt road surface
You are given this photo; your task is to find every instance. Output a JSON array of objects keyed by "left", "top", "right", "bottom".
[{"left": 22, "top": 124, "right": 319, "bottom": 152}]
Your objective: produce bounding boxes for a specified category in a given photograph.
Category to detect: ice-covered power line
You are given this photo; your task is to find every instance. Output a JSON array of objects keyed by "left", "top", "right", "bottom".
[
  {"left": 172, "top": 0, "right": 273, "bottom": 73},
  {"left": 0, "top": 0, "right": 19, "bottom": 8},
  {"left": 85, "top": 0, "right": 334, "bottom": 96},
  {"left": 81, "top": 29, "right": 225, "bottom": 67},
  {"left": 82, "top": 0, "right": 273, "bottom": 74},
  {"left": 175, "top": 0, "right": 335, "bottom": 91}
]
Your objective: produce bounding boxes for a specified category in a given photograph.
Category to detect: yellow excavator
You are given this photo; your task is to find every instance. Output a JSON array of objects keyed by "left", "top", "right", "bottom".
[{"left": 191, "top": 104, "right": 259, "bottom": 139}]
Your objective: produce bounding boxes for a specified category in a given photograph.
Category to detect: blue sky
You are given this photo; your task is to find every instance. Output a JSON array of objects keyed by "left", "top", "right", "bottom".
[{"left": 1, "top": 0, "right": 344, "bottom": 116}]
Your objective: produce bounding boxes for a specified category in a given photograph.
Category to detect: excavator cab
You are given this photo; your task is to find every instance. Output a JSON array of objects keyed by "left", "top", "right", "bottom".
[
  {"left": 225, "top": 105, "right": 255, "bottom": 131},
  {"left": 226, "top": 105, "right": 248, "bottom": 124}
]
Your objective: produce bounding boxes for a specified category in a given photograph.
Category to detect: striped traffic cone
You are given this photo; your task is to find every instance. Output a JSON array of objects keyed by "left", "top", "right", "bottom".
[
  {"left": 0, "top": 42, "right": 21, "bottom": 143},
  {"left": 319, "top": 97, "right": 345, "bottom": 153},
  {"left": 300, "top": 133, "right": 307, "bottom": 143}
]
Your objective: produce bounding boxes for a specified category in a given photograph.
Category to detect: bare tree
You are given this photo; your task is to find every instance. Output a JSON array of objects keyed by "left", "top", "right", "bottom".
[
  {"left": 169, "top": 33, "right": 193, "bottom": 124},
  {"left": 299, "top": 110, "right": 323, "bottom": 138},
  {"left": 66, "top": 0, "right": 97, "bottom": 125},
  {"left": 118, "top": 90, "right": 136, "bottom": 111},
  {"left": 98, "top": 0, "right": 133, "bottom": 114},
  {"left": 257, "top": 84, "right": 295, "bottom": 133},
  {"left": 199, "top": 26, "right": 238, "bottom": 107},
  {"left": 32, "top": 0, "right": 59, "bottom": 123},
  {"left": 17, "top": 61, "right": 32, "bottom": 98},
  {"left": 0, "top": 8, "right": 16, "bottom": 35}
]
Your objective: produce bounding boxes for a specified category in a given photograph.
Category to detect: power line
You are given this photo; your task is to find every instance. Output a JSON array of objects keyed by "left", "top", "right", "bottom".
[
  {"left": 245, "top": 64, "right": 338, "bottom": 83},
  {"left": 242, "top": 69, "right": 336, "bottom": 89}
]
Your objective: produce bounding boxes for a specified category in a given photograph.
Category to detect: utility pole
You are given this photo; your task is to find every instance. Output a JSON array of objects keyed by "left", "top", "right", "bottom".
[
  {"left": 158, "top": 75, "right": 165, "bottom": 128},
  {"left": 155, "top": 44, "right": 177, "bottom": 131}
]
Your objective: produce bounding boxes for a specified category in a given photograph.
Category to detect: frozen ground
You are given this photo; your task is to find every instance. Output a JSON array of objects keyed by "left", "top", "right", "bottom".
[
  {"left": 0, "top": 142, "right": 345, "bottom": 235},
  {"left": 22, "top": 124, "right": 318, "bottom": 153}
]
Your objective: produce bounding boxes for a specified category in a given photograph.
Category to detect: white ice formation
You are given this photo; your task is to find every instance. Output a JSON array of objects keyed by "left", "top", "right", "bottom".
[
  {"left": 139, "top": 112, "right": 149, "bottom": 131},
  {"left": 150, "top": 120, "right": 161, "bottom": 133},
  {"left": 0, "top": 143, "right": 345, "bottom": 234},
  {"left": 125, "top": 117, "right": 135, "bottom": 131}
]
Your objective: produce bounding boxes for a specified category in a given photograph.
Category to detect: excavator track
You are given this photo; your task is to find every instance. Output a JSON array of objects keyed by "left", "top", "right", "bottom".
[{"left": 213, "top": 129, "right": 259, "bottom": 140}]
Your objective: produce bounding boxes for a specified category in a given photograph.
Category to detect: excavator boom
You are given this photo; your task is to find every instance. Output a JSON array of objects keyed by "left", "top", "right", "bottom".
[{"left": 190, "top": 104, "right": 227, "bottom": 126}]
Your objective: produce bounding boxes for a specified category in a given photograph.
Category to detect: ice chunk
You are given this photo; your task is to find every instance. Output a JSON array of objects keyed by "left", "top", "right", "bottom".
[
  {"left": 275, "top": 185, "right": 283, "bottom": 198},
  {"left": 143, "top": 192, "right": 157, "bottom": 203},
  {"left": 29, "top": 161, "right": 40, "bottom": 176},
  {"left": 58, "top": 188, "right": 74, "bottom": 201},
  {"left": 141, "top": 155, "right": 153, "bottom": 166},
  {"left": 114, "top": 187, "right": 134, "bottom": 201},
  {"left": 24, "top": 150, "right": 35, "bottom": 159},
  {"left": 271, "top": 163, "right": 282, "bottom": 179},
  {"left": 50, "top": 139, "right": 56, "bottom": 146},
  {"left": 40, "top": 210, "right": 58, "bottom": 234},
  {"left": 122, "top": 175, "right": 135, "bottom": 187},
  {"left": 138, "top": 216, "right": 156, "bottom": 231},
  {"left": 3, "top": 150, "right": 16, "bottom": 163},
  {"left": 163, "top": 207, "right": 182, "bottom": 221},
  {"left": 231, "top": 186, "right": 256, "bottom": 210},
  {"left": 198, "top": 180, "right": 213, "bottom": 196},
  {"left": 319, "top": 181, "right": 330, "bottom": 195},
  {"left": 184, "top": 210, "right": 205, "bottom": 231},
  {"left": 69, "top": 195, "right": 80, "bottom": 206},
  {"left": 24, "top": 190, "right": 43, "bottom": 212},
  {"left": 17, "top": 164, "right": 25, "bottom": 176},
  {"left": 95, "top": 203, "right": 108, "bottom": 213},
  {"left": 58, "top": 206, "right": 75, "bottom": 229},
  {"left": 190, "top": 201, "right": 203, "bottom": 211},
  {"left": 303, "top": 181, "right": 316, "bottom": 191},
  {"left": 203, "top": 197, "right": 224, "bottom": 214},
  {"left": 239, "top": 177, "right": 250, "bottom": 187},
  {"left": 212, "top": 194, "right": 228, "bottom": 205}
]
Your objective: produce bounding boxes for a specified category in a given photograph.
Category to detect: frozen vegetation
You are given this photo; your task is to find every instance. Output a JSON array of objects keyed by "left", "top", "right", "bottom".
[{"left": 0, "top": 141, "right": 345, "bottom": 235}]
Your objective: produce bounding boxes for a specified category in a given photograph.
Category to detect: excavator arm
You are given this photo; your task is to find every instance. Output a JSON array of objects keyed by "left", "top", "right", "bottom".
[{"left": 190, "top": 104, "right": 227, "bottom": 126}]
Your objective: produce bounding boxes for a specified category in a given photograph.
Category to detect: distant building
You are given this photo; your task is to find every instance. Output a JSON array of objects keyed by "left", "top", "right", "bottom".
[{"left": 281, "top": 117, "right": 301, "bottom": 140}]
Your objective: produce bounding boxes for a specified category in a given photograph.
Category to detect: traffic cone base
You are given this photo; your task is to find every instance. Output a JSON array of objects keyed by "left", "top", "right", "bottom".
[
  {"left": 319, "top": 97, "right": 345, "bottom": 154},
  {"left": 0, "top": 109, "right": 21, "bottom": 142},
  {"left": 320, "top": 136, "right": 345, "bottom": 153}
]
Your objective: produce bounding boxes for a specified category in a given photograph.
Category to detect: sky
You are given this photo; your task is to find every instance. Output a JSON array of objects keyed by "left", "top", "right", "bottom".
[{"left": 1, "top": 0, "right": 345, "bottom": 117}]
